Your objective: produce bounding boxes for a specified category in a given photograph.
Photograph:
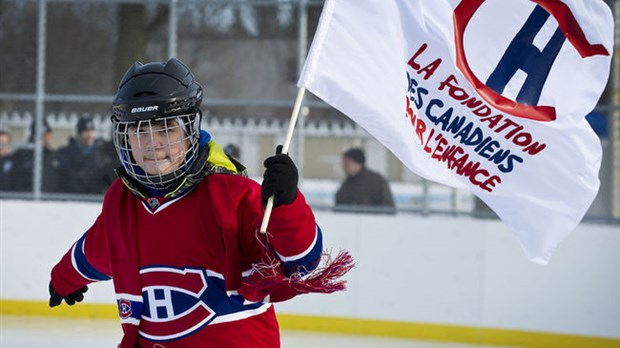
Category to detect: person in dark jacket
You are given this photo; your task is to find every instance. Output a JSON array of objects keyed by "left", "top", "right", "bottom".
[
  {"left": 334, "top": 147, "right": 395, "bottom": 213},
  {"left": 11, "top": 119, "right": 61, "bottom": 193},
  {"left": 224, "top": 143, "right": 241, "bottom": 162},
  {"left": 0, "top": 128, "right": 16, "bottom": 191},
  {"left": 56, "top": 117, "right": 118, "bottom": 194}
]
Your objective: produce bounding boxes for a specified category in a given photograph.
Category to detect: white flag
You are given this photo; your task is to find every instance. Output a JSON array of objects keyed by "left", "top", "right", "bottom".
[{"left": 299, "top": 0, "right": 613, "bottom": 264}]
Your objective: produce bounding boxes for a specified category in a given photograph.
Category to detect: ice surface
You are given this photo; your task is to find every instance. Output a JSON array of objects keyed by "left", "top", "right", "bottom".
[{"left": 0, "top": 315, "right": 510, "bottom": 348}]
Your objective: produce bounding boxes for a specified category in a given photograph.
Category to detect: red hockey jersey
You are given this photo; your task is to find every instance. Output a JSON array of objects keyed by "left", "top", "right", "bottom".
[{"left": 50, "top": 172, "right": 322, "bottom": 348}]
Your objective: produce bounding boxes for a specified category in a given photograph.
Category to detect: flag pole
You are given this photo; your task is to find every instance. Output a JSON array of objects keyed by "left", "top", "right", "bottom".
[{"left": 260, "top": 87, "right": 307, "bottom": 234}]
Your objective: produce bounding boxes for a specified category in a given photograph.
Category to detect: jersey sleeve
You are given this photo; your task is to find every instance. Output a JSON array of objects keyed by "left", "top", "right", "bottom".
[
  {"left": 264, "top": 191, "right": 323, "bottom": 276},
  {"left": 50, "top": 213, "right": 112, "bottom": 296},
  {"left": 217, "top": 175, "right": 323, "bottom": 277}
]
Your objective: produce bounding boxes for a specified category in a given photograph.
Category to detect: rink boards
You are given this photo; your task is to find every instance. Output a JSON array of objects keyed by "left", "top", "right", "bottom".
[{"left": 1, "top": 200, "right": 619, "bottom": 348}]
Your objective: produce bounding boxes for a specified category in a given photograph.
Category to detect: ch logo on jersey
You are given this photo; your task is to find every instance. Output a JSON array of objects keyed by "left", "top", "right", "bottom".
[
  {"left": 119, "top": 299, "right": 133, "bottom": 319},
  {"left": 116, "top": 295, "right": 142, "bottom": 324},
  {"left": 139, "top": 267, "right": 215, "bottom": 342},
  {"left": 453, "top": 0, "right": 609, "bottom": 122}
]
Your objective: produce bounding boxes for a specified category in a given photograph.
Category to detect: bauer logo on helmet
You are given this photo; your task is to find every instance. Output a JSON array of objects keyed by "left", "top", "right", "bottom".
[{"left": 131, "top": 105, "right": 159, "bottom": 114}]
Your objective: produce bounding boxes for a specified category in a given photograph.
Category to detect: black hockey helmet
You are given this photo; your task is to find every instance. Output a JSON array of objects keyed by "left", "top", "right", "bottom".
[{"left": 112, "top": 57, "right": 203, "bottom": 122}]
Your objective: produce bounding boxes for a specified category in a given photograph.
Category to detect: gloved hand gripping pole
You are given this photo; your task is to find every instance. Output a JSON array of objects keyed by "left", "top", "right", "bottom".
[{"left": 260, "top": 87, "right": 307, "bottom": 234}]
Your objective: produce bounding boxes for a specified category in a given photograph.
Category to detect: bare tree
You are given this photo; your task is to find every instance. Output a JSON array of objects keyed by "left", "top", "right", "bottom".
[{"left": 113, "top": 4, "right": 168, "bottom": 85}]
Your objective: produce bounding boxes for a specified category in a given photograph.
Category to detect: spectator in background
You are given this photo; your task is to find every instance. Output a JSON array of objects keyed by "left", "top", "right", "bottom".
[
  {"left": 0, "top": 128, "right": 16, "bottom": 191},
  {"left": 223, "top": 143, "right": 246, "bottom": 172},
  {"left": 224, "top": 143, "right": 241, "bottom": 162},
  {"left": 334, "top": 147, "right": 395, "bottom": 213},
  {"left": 57, "top": 117, "right": 118, "bottom": 194},
  {"left": 101, "top": 132, "right": 121, "bottom": 186},
  {"left": 11, "top": 118, "right": 61, "bottom": 192}
]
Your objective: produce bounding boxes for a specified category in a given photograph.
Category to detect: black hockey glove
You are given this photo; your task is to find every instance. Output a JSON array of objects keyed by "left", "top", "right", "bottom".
[
  {"left": 262, "top": 145, "right": 299, "bottom": 207},
  {"left": 49, "top": 282, "right": 88, "bottom": 307}
]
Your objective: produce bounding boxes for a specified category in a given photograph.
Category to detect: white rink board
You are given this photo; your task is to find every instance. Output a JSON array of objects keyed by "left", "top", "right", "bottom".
[{"left": 1, "top": 199, "right": 618, "bottom": 339}]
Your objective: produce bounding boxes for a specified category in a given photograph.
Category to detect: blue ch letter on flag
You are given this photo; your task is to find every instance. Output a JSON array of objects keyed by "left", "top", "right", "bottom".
[{"left": 485, "top": 5, "right": 565, "bottom": 107}]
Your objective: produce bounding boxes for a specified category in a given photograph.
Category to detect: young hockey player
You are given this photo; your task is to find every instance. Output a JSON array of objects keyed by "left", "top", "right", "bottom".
[{"left": 48, "top": 58, "right": 351, "bottom": 348}]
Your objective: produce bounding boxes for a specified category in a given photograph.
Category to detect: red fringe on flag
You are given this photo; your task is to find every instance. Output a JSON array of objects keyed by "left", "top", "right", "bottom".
[{"left": 239, "top": 249, "right": 355, "bottom": 303}]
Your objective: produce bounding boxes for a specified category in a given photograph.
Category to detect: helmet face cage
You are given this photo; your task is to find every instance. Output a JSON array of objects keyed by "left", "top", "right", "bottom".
[{"left": 113, "top": 112, "right": 201, "bottom": 190}]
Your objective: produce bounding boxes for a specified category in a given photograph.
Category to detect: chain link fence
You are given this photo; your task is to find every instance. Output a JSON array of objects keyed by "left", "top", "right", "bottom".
[{"left": 0, "top": 0, "right": 618, "bottom": 222}]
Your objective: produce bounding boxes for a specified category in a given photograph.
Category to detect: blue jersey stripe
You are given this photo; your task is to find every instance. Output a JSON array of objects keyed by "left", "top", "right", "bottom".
[
  {"left": 73, "top": 233, "right": 111, "bottom": 281},
  {"left": 281, "top": 225, "right": 323, "bottom": 277}
]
